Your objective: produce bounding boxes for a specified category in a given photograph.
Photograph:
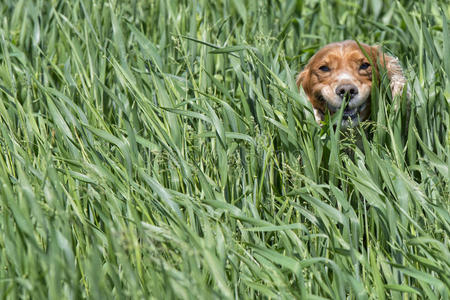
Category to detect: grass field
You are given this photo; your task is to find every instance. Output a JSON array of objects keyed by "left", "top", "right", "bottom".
[{"left": 0, "top": 0, "right": 448, "bottom": 298}]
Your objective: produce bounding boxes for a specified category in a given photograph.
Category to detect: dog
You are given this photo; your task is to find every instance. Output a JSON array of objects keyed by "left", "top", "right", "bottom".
[{"left": 297, "top": 40, "right": 407, "bottom": 128}]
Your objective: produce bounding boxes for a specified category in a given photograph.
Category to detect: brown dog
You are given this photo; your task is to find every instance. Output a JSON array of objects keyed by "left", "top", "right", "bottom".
[{"left": 297, "top": 40, "right": 407, "bottom": 127}]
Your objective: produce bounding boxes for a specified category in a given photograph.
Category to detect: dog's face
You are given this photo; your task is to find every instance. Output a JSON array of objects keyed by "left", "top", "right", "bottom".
[{"left": 297, "top": 40, "right": 405, "bottom": 127}]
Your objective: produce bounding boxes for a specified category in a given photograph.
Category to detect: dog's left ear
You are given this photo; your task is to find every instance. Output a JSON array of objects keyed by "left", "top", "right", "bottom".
[{"left": 375, "top": 46, "right": 409, "bottom": 98}]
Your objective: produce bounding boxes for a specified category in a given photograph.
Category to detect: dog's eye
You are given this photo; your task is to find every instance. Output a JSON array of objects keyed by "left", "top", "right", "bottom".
[
  {"left": 319, "top": 65, "right": 330, "bottom": 72},
  {"left": 360, "top": 63, "right": 370, "bottom": 70}
]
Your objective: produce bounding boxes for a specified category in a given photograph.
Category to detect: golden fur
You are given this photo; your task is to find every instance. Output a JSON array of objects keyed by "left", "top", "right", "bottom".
[{"left": 297, "top": 40, "right": 407, "bottom": 127}]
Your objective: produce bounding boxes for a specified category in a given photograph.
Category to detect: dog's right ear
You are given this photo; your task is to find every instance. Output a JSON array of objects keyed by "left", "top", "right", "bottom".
[
  {"left": 296, "top": 69, "right": 310, "bottom": 93},
  {"left": 297, "top": 68, "right": 323, "bottom": 123}
]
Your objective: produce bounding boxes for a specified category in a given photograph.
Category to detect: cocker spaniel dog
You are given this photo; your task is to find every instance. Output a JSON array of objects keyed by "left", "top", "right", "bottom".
[{"left": 297, "top": 40, "right": 407, "bottom": 127}]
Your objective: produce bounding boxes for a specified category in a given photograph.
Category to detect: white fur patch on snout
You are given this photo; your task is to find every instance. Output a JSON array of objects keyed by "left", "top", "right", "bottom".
[{"left": 335, "top": 72, "right": 356, "bottom": 82}]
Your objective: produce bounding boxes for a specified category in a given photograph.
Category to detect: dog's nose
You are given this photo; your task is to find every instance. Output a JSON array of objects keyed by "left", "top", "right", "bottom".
[{"left": 336, "top": 84, "right": 358, "bottom": 99}]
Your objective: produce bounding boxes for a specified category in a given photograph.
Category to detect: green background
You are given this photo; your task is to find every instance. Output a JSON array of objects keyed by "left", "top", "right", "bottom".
[{"left": 0, "top": 0, "right": 448, "bottom": 298}]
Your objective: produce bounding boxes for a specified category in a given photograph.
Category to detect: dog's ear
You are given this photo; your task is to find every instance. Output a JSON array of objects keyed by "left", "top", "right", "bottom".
[
  {"left": 296, "top": 69, "right": 307, "bottom": 88},
  {"left": 297, "top": 68, "right": 323, "bottom": 123},
  {"left": 376, "top": 47, "right": 409, "bottom": 98},
  {"left": 296, "top": 68, "right": 311, "bottom": 96}
]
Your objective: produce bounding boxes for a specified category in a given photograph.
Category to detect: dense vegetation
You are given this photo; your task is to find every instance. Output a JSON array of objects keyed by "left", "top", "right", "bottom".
[{"left": 0, "top": 0, "right": 448, "bottom": 298}]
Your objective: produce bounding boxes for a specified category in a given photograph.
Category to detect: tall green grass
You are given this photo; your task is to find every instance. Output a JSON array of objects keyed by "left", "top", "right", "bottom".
[{"left": 0, "top": 0, "right": 448, "bottom": 298}]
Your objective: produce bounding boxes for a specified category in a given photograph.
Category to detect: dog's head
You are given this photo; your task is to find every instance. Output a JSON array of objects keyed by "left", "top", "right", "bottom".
[{"left": 297, "top": 40, "right": 406, "bottom": 127}]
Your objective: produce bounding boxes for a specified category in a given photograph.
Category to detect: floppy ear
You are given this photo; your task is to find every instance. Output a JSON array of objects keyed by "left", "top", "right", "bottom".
[
  {"left": 296, "top": 68, "right": 313, "bottom": 98},
  {"left": 296, "top": 68, "right": 323, "bottom": 123},
  {"left": 296, "top": 69, "right": 307, "bottom": 89},
  {"left": 378, "top": 49, "right": 409, "bottom": 98}
]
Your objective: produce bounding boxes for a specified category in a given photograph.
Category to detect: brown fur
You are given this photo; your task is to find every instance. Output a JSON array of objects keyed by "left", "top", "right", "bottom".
[{"left": 297, "top": 40, "right": 406, "bottom": 127}]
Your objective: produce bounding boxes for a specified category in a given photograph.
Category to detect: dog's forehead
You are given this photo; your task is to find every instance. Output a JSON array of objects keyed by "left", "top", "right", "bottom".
[{"left": 309, "top": 41, "right": 370, "bottom": 64}]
